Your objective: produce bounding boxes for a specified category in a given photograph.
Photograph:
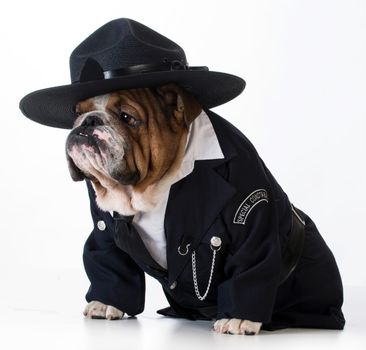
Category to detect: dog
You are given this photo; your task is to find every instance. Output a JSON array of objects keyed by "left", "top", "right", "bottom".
[
  {"left": 20, "top": 18, "right": 345, "bottom": 335},
  {"left": 65, "top": 84, "right": 344, "bottom": 335}
]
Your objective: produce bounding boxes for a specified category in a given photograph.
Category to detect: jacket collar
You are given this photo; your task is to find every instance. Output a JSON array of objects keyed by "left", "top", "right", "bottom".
[{"left": 165, "top": 110, "right": 238, "bottom": 285}]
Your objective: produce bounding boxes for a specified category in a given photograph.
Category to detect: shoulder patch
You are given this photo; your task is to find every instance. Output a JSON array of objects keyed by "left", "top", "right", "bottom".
[{"left": 233, "top": 189, "right": 269, "bottom": 225}]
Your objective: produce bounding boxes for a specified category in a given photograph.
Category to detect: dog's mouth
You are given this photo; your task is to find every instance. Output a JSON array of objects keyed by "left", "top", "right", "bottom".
[
  {"left": 65, "top": 125, "right": 138, "bottom": 186},
  {"left": 65, "top": 126, "right": 114, "bottom": 181},
  {"left": 67, "top": 126, "right": 107, "bottom": 154}
]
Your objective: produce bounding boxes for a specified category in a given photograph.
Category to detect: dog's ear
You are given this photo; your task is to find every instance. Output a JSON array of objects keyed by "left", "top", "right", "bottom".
[
  {"left": 157, "top": 84, "right": 202, "bottom": 126},
  {"left": 66, "top": 153, "right": 85, "bottom": 181}
]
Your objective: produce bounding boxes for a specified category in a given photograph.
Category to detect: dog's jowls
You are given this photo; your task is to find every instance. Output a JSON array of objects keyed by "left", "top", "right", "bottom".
[{"left": 65, "top": 84, "right": 262, "bottom": 335}]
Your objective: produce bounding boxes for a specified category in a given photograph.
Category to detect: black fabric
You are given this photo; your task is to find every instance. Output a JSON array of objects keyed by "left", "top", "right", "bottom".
[
  {"left": 113, "top": 212, "right": 167, "bottom": 273},
  {"left": 19, "top": 18, "right": 245, "bottom": 129},
  {"left": 82, "top": 110, "right": 345, "bottom": 330},
  {"left": 279, "top": 206, "right": 305, "bottom": 283},
  {"left": 262, "top": 207, "right": 345, "bottom": 330},
  {"left": 83, "top": 183, "right": 145, "bottom": 316}
]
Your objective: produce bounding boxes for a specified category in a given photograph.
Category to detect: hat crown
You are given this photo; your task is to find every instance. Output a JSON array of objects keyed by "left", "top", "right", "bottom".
[{"left": 70, "top": 18, "right": 187, "bottom": 83}]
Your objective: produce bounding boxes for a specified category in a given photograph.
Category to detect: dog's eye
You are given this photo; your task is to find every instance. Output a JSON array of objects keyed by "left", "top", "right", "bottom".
[
  {"left": 120, "top": 112, "right": 138, "bottom": 127},
  {"left": 72, "top": 105, "right": 82, "bottom": 117}
]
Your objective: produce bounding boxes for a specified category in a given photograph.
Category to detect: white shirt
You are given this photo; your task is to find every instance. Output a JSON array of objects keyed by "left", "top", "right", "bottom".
[{"left": 132, "top": 110, "right": 224, "bottom": 269}]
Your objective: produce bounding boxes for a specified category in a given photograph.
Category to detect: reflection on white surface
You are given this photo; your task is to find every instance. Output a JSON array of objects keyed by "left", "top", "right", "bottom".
[{"left": 0, "top": 267, "right": 365, "bottom": 350}]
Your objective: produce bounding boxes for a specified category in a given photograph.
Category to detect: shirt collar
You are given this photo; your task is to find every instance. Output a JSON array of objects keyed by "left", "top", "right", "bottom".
[{"left": 173, "top": 110, "right": 224, "bottom": 182}]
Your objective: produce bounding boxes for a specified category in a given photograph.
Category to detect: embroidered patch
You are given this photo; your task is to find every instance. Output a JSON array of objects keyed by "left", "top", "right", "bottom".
[{"left": 233, "top": 189, "right": 269, "bottom": 225}]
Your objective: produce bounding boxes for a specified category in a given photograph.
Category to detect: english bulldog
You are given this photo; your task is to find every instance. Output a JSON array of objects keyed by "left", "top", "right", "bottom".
[{"left": 65, "top": 84, "right": 262, "bottom": 335}]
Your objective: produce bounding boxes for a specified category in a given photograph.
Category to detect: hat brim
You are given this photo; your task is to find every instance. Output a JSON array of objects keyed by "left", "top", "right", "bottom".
[{"left": 19, "top": 70, "right": 245, "bottom": 129}]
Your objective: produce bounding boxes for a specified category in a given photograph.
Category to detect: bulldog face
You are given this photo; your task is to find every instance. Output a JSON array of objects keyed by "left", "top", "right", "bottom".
[{"left": 65, "top": 84, "right": 201, "bottom": 215}]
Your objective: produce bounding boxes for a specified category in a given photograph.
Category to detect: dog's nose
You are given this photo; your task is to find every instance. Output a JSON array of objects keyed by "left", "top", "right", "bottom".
[{"left": 81, "top": 114, "right": 104, "bottom": 127}]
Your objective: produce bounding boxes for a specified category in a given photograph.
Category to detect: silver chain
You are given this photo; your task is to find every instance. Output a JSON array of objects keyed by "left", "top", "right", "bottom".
[{"left": 191, "top": 249, "right": 217, "bottom": 301}]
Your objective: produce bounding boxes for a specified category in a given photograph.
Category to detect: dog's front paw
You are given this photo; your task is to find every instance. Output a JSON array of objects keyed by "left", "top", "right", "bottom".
[
  {"left": 83, "top": 301, "right": 124, "bottom": 320},
  {"left": 213, "top": 318, "right": 262, "bottom": 335}
]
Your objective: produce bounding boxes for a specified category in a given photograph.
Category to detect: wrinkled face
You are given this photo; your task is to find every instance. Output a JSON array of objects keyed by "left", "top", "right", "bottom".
[{"left": 65, "top": 84, "right": 201, "bottom": 213}]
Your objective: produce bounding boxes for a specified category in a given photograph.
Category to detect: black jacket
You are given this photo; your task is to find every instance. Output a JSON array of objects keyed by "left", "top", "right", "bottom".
[{"left": 83, "top": 110, "right": 345, "bottom": 330}]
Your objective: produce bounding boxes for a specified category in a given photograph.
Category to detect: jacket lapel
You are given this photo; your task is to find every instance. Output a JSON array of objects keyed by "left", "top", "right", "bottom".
[{"left": 165, "top": 113, "right": 238, "bottom": 285}]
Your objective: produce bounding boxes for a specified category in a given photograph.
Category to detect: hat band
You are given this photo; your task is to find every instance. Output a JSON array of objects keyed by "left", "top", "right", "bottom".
[
  {"left": 76, "top": 59, "right": 209, "bottom": 83},
  {"left": 103, "top": 60, "right": 209, "bottom": 80}
]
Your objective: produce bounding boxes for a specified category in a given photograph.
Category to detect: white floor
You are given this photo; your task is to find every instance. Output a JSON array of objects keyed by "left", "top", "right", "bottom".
[{"left": 1, "top": 267, "right": 365, "bottom": 350}]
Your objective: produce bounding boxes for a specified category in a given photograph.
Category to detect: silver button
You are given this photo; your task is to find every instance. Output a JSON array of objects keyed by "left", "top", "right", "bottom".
[
  {"left": 97, "top": 220, "right": 106, "bottom": 231},
  {"left": 210, "top": 236, "right": 222, "bottom": 248},
  {"left": 169, "top": 281, "right": 177, "bottom": 290}
]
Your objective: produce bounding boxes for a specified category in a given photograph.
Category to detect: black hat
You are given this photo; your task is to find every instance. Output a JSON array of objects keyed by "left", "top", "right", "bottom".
[{"left": 19, "top": 18, "right": 245, "bottom": 129}]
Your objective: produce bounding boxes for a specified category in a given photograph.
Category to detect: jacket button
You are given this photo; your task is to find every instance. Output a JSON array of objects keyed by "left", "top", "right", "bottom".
[
  {"left": 97, "top": 220, "right": 106, "bottom": 231},
  {"left": 169, "top": 281, "right": 178, "bottom": 290},
  {"left": 210, "top": 236, "right": 222, "bottom": 248}
]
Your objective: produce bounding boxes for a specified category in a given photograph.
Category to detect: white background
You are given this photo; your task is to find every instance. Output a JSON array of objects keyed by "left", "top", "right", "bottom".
[{"left": 0, "top": 0, "right": 365, "bottom": 349}]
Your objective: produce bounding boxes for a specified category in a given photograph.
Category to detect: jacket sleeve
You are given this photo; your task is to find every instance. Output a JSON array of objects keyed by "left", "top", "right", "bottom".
[
  {"left": 217, "top": 194, "right": 283, "bottom": 323},
  {"left": 216, "top": 155, "right": 285, "bottom": 323},
  {"left": 83, "top": 181, "right": 145, "bottom": 316}
]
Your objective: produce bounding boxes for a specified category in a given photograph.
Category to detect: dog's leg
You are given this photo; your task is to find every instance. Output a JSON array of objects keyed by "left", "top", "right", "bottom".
[
  {"left": 83, "top": 300, "right": 124, "bottom": 320},
  {"left": 213, "top": 318, "right": 262, "bottom": 335}
]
